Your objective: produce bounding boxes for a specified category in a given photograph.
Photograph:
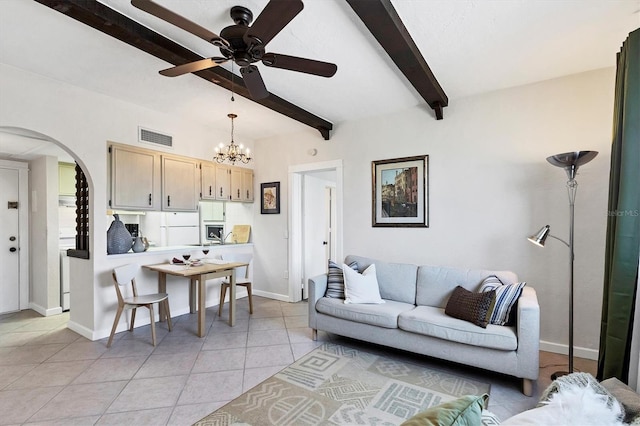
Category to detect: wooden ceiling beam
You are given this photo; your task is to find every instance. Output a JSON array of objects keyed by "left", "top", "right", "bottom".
[
  {"left": 346, "top": 0, "right": 448, "bottom": 120},
  {"left": 34, "top": 0, "right": 333, "bottom": 139}
]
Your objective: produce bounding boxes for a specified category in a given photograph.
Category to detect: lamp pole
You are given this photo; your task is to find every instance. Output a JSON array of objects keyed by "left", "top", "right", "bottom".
[{"left": 529, "top": 150, "right": 597, "bottom": 380}]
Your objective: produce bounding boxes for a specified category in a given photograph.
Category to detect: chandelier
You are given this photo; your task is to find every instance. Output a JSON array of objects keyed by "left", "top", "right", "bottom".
[{"left": 214, "top": 113, "right": 252, "bottom": 165}]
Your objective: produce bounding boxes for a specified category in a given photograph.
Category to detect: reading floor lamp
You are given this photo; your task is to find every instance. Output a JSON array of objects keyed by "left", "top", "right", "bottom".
[{"left": 528, "top": 150, "right": 598, "bottom": 380}]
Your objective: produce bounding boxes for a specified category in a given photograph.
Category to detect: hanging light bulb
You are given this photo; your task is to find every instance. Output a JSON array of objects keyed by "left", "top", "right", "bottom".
[{"left": 213, "top": 113, "right": 252, "bottom": 165}]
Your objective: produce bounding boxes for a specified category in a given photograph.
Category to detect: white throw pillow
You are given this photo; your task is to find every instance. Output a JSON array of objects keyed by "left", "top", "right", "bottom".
[{"left": 342, "top": 263, "right": 385, "bottom": 304}]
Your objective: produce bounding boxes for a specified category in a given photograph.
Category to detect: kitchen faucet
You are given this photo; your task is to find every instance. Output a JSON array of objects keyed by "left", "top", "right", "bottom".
[{"left": 212, "top": 232, "right": 234, "bottom": 245}]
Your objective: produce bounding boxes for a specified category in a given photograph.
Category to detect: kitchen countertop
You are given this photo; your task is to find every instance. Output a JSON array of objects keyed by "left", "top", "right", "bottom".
[{"left": 106, "top": 243, "right": 253, "bottom": 257}]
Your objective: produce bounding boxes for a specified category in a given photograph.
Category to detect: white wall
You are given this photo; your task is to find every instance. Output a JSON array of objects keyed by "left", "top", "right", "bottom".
[{"left": 253, "top": 67, "right": 616, "bottom": 358}]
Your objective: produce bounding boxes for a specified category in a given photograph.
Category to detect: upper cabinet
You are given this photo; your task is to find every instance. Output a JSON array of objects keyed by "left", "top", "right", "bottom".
[
  {"left": 109, "top": 142, "right": 253, "bottom": 212},
  {"left": 58, "top": 162, "right": 76, "bottom": 196},
  {"left": 242, "top": 168, "right": 254, "bottom": 202},
  {"left": 215, "top": 165, "right": 231, "bottom": 201},
  {"left": 201, "top": 163, "right": 217, "bottom": 200},
  {"left": 109, "top": 144, "right": 161, "bottom": 210},
  {"left": 162, "top": 156, "right": 199, "bottom": 212}
]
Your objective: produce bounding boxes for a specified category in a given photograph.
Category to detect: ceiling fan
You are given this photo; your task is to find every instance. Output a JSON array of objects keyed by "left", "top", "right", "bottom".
[{"left": 131, "top": 0, "right": 338, "bottom": 100}]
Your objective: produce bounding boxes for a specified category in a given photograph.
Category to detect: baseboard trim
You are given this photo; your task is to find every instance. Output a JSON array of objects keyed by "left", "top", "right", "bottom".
[
  {"left": 67, "top": 320, "right": 95, "bottom": 340},
  {"left": 28, "top": 302, "right": 62, "bottom": 317},
  {"left": 253, "top": 289, "right": 289, "bottom": 302},
  {"left": 540, "top": 340, "right": 599, "bottom": 361}
]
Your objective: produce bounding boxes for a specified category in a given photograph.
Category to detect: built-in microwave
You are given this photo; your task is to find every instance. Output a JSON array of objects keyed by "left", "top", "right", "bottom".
[{"left": 205, "top": 224, "right": 225, "bottom": 241}]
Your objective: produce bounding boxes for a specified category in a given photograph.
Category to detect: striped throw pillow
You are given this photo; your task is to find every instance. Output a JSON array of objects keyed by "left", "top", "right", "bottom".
[
  {"left": 326, "top": 260, "right": 358, "bottom": 298},
  {"left": 480, "top": 275, "right": 526, "bottom": 326}
]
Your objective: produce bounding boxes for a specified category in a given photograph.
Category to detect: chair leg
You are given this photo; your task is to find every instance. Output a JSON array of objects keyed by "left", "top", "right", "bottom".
[
  {"left": 149, "top": 304, "right": 157, "bottom": 346},
  {"left": 164, "top": 299, "right": 173, "bottom": 332},
  {"left": 107, "top": 306, "right": 124, "bottom": 348},
  {"left": 246, "top": 283, "right": 254, "bottom": 314},
  {"left": 218, "top": 283, "right": 227, "bottom": 317},
  {"left": 129, "top": 308, "right": 137, "bottom": 332}
]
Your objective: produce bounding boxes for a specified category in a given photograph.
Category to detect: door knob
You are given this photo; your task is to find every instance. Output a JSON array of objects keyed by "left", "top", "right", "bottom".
[
  {"left": 9, "top": 247, "right": 17, "bottom": 252},
  {"left": 9, "top": 236, "right": 16, "bottom": 241}
]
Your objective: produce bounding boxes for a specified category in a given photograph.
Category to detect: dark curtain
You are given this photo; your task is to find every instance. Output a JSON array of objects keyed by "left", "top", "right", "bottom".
[{"left": 597, "top": 28, "right": 640, "bottom": 382}]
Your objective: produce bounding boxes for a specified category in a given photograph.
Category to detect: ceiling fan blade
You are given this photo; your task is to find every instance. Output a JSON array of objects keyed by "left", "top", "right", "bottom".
[
  {"left": 131, "top": 0, "right": 229, "bottom": 47},
  {"left": 159, "top": 57, "right": 228, "bottom": 77},
  {"left": 240, "top": 65, "right": 269, "bottom": 100},
  {"left": 262, "top": 53, "right": 337, "bottom": 77},
  {"left": 243, "top": 0, "right": 303, "bottom": 47}
]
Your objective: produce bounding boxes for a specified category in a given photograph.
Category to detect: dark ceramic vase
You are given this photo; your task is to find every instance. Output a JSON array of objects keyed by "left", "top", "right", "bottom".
[{"left": 107, "top": 214, "right": 133, "bottom": 254}]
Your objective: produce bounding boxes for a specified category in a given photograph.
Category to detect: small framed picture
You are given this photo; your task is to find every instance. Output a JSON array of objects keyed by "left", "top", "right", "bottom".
[
  {"left": 261, "top": 182, "right": 280, "bottom": 214},
  {"left": 372, "top": 155, "right": 428, "bottom": 227}
]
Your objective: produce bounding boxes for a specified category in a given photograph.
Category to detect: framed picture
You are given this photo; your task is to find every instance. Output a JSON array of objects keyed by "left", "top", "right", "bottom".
[
  {"left": 260, "top": 181, "right": 280, "bottom": 214},
  {"left": 372, "top": 155, "right": 428, "bottom": 227}
]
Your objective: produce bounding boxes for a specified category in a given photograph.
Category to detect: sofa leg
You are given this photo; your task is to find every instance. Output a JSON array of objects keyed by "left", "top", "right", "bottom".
[
  {"left": 522, "top": 378, "right": 533, "bottom": 397},
  {"left": 312, "top": 329, "right": 317, "bottom": 341}
]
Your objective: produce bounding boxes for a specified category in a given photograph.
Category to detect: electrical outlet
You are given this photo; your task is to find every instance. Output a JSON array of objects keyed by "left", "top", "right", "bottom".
[{"left": 283, "top": 270, "right": 289, "bottom": 279}]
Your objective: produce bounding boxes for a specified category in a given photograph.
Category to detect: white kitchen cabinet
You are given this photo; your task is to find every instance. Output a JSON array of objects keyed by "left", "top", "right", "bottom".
[
  {"left": 242, "top": 169, "right": 254, "bottom": 202},
  {"left": 109, "top": 144, "right": 161, "bottom": 210},
  {"left": 201, "top": 162, "right": 217, "bottom": 200},
  {"left": 162, "top": 156, "right": 199, "bottom": 211},
  {"left": 230, "top": 167, "right": 243, "bottom": 201},
  {"left": 215, "top": 165, "right": 231, "bottom": 201}
]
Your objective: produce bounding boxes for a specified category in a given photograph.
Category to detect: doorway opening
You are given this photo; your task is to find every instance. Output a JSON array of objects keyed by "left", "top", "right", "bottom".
[
  {"left": 0, "top": 126, "right": 91, "bottom": 316},
  {"left": 288, "top": 160, "right": 343, "bottom": 302}
]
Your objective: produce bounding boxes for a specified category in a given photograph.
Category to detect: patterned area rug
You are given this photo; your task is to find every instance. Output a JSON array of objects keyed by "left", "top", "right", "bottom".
[{"left": 195, "top": 343, "right": 493, "bottom": 425}]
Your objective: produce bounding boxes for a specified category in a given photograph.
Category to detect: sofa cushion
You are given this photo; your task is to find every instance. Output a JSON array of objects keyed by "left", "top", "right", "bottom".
[
  {"left": 316, "top": 297, "right": 414, "bottom": 329},
  {"left": 345, "top": 255, "right": 417, "bottom": 304},
  {"left": 326, "top": 260, "right": 357, "bottom": 299},
  {"left": 416, "top": 265, "right": 519, "bottom": 308},
  {"left": 343, "top": 264, "right": 385, "bottom": 304},
  {"left": 445, "top": 286, "right": 495, "bottom": 328},
  {"left": 479, "top": 276, "right": 526, "bottom": 326},
  {"left": 398, "top": 306, "right": 518, "bottom": 350}
]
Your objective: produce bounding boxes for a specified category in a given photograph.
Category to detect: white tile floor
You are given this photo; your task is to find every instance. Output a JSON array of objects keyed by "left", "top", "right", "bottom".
[{"left": 0, "top": 296, "right": 595, "bottom": 425}]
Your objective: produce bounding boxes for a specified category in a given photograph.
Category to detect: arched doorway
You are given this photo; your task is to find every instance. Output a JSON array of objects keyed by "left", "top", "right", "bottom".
[{"left": 0, "top": 126, "right": 90, "bottom": 316}]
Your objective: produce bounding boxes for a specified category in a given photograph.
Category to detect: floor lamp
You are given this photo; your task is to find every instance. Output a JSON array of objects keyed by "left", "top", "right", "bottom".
[{"left": 528, "top": 150, "right": 598, "bottom": 380}]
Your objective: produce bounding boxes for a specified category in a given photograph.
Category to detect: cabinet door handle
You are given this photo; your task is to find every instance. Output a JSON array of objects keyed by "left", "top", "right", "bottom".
[
  {"left": 209, "top": 185, "right": 212, "bottom": 196},
  {"left": 246, "top": 190, "right": 249, "bottom": 199},
  {"left": 148, "top": 193, "right": 152, "bottom": 206},
  {"left": 220, "top": 187, "right": 223, "bottom": 197},
  {"left": 237, "top": 189, "right": 240, "bottom": 198},
  {"left": 167, "top": 195, "right": 170, "bottom": 207}
]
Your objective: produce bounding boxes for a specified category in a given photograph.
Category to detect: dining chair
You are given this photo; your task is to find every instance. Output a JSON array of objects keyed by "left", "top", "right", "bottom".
[
  {"left": 218, "top": 253, "right": 253, "bottom": 316},
  {"left": 107, "top": 263, "right": 172, "bottom": 347}
]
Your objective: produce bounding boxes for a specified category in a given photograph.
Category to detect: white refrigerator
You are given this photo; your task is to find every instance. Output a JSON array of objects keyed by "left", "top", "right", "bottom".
[{"left": 160, "top": 212, "right": 200, "bottom": 246}]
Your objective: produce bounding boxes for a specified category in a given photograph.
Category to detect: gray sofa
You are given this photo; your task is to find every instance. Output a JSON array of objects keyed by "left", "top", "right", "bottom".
[{"left": 308, "top": 255, "right": 540, "bottom": 396}]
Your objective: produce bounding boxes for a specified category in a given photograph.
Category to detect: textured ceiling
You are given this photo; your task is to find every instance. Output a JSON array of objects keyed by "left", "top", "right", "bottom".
[{"left": 0, "top": 0, "right": 638, "bottom": 154}]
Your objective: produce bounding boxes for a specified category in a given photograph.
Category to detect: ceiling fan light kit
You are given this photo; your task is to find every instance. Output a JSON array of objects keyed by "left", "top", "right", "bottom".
[{"left": 131, "top": 0, "right": 338, "bottom": 100}]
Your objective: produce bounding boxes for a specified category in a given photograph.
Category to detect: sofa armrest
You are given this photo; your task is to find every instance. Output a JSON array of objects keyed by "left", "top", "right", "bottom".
[
  {"left": 308, "top": 274, "right": 328, "bottom": 329},
  {"left": 515, "top": 286, "right": 540, "bottom": 380}
]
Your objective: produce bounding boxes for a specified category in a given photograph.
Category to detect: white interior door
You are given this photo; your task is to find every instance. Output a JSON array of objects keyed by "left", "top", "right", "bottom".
[
  {"left": 290, "top": 160, "right": 343, "bottom": 302},
  {"left": 0, "top": 167, "right": 20, "bottom": 313}
]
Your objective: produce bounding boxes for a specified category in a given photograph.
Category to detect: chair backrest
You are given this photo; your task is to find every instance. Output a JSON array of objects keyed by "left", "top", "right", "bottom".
[
  {"left": 112, "top": 264, "right": 141, "bottom": 304},
  {"left": 222, "top": 253, "right": 252, "bottom": 279},
  {"left": 113, "top": 264, "right": 140, "bottom": 285}
]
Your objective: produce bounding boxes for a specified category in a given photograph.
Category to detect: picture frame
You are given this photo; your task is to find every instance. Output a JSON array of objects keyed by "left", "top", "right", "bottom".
[
  {"left": 372, "top": 155, "right": 428, "bottom": 227},
  {"left": 260, "top": 181, "right": 280, "bottom": 214}
]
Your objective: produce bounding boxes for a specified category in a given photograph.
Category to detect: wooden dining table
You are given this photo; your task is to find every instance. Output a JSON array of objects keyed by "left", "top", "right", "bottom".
[{"left": 143, "top": 260, "right": 248, "bottom": 337}]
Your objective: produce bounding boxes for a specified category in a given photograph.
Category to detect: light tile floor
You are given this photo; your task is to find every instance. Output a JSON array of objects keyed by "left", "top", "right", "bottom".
[{"left": 0, "top": 296, "right": 596, "bottom": 425}]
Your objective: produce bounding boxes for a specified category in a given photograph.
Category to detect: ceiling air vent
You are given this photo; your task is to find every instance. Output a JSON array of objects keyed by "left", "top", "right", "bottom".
[{"left": 138, "top": 127, "right": 173, "bottom": 147}]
